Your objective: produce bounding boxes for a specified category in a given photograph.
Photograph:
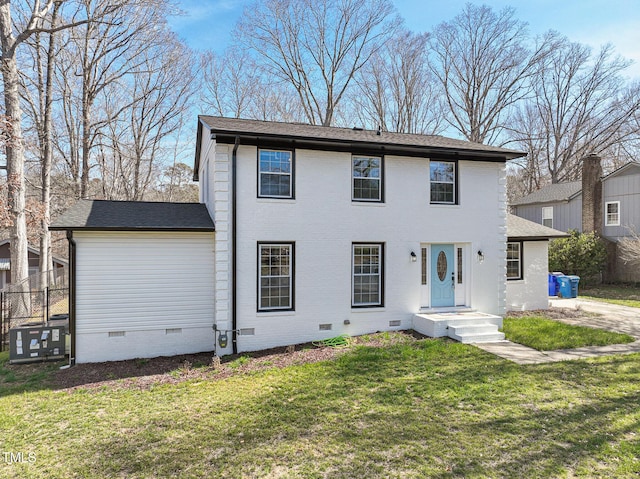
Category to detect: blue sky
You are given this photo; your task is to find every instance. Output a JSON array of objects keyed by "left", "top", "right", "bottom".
[{"left": 169, "top": 0, "right": 640, "bottom": 78}]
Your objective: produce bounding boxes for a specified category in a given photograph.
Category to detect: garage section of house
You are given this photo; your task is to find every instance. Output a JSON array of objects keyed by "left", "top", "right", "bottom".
[{"left": 51, "top": 200, "right": 216, "bottom": 363}]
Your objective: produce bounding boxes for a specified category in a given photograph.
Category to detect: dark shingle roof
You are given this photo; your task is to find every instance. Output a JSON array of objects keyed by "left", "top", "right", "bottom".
[
  {"left": 507, "top": 214, "right": 568, "bottom": 241},
  {"left": 200, "top": 116, "right": 524, "bottom": 156},
  {"left": 50, "top": 200, "right": 215, "bottom": 232},
  {"left": 510, "top": 181, "right": 582, "bottom": 206},
  {"left": 194, "top": 116, "right": 525, "bottom": 179}
]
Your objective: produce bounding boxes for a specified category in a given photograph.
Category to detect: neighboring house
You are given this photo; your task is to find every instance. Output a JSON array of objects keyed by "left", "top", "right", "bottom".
[
  {"left": 511, "top": 156, "right": 640, "bottom": 281},
  {"left": 52, "top": 116, "right": 525, "bottom": 363},
  {"left": 0, "top": 239, "right": 67, "bottom": 290},
  {"left": 505, "top": 214, "right": 568, "bottom": 311}
]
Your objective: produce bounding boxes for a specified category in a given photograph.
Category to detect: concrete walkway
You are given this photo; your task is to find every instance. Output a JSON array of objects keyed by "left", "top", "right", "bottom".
[{"left": 476, "top": 298, "right": 640, "bottom": 364}]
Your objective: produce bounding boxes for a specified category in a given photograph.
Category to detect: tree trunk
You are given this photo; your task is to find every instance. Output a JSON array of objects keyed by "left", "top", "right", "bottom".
[
  {"left": 0, "top": 5, "right": 29, "bottom": 289},
  {"left": 0, "top": 4, "right": 31, "bottom": 321},
  {"left": 39, "top": 3, "right": 60, "bottom": 290}
]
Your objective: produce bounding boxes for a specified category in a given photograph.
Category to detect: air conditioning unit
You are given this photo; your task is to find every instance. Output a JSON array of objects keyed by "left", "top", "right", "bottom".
[{"left": 9, "top": 323, "right": 66, "bottom": 364}]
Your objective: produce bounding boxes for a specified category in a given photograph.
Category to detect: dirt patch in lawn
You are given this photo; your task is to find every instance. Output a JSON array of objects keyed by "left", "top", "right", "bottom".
[
  {"left": 51, "top": 331, "right": 424, "bottom": 393},
  {"left": 506, "top": 306, "right": 595, "bottom": 320}
]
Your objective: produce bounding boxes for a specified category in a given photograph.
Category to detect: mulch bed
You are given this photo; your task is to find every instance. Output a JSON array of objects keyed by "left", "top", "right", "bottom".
[
  {"left": 38, "top": 308, "right": 586, "bottom": 392},
  {"left": 50, "top": 331, "right": 423, "bottom": 392}
]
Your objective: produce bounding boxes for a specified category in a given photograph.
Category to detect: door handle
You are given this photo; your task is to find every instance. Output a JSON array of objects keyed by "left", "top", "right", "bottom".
[{"left": 451, "top": 272, "right": 455, "bottom": 288}]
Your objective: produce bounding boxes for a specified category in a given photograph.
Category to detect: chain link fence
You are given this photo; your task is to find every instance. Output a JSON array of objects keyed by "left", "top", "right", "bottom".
[{"left": 0, "top": 268, "right": 68, "bottom": 352}]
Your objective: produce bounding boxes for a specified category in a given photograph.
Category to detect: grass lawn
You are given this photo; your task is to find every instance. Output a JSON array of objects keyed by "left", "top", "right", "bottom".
[
  {"left": 502, "top": 316, "right": 636, "bottom": 351},
  {"left": 1, "top": 335, "right": 640, "bottom": 478},
  {"left": 580, "top": 284, "right": 640, "bottom": 308}
]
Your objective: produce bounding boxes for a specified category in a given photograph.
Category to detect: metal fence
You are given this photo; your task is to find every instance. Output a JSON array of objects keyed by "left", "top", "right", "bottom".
[{"left": 0, "top": 268, "right": 69, "bottom": 352}]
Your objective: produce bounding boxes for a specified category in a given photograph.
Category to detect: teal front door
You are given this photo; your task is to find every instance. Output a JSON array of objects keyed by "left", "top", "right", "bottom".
[{"left": 430, "top": 244, "right": 455, "bottom": 307}]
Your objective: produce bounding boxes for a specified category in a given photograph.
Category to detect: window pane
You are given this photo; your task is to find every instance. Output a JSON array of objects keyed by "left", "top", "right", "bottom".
[
  {"left": 430, "top": 183, "right": 454, "bottom": 203},
  {"left": 258, "top": 244, "right": 292, "bottom": 310},
  {"left": 430, "top": 161, "right": 455, "bottom": 204},
  {"left": 353, "top": 157, "right": 382, "bottom": 201},
  {"left": 430, "top": 162, "right": 454, "bottom": 182},
  {"left": 259, "top": 150, "right": 292, "bottom": 198},
  {"left": 421, "top": 248, "right": 427, "bottom": 285},
  {"left": 260, "top": 173, "right": 291, "bottom": 197},
  {"left": 506, "top": 243, "right": 521, "bottom": 279},
  {"left": 352, "top": 244, "right": 382, "bottom": 306}
]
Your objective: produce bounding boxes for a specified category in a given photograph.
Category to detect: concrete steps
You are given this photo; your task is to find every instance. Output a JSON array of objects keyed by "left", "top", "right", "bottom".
[
  {"left": 412, "top": 311, "right": 504, "bottom": 343},
  {"left": 447, "top": 323, "right": 505, "bottom": 343}
]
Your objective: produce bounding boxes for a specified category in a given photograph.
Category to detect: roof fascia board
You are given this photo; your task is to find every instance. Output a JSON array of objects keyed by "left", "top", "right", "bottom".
[
  {"left": 49, "top": 226, "right": 216, "bottom": 233},
  {"left": 212, "top": 132, "right": 516, "bottom": 162}
]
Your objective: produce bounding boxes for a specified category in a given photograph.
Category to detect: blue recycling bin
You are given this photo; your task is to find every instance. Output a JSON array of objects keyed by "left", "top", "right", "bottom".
[
  {"left": 549, "top": 272, "right": 564, "bottom": 296},
  {"left": 548, "top": 273, "right": 558, "bottom": 296},
  {"left": 556, "top": 275, "right": 572, "bottom": 298},
  {"left": 567, "top": 275, "right": 580, "bottom": 298}
]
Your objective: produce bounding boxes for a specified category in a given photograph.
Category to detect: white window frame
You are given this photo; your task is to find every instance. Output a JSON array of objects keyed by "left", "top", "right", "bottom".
[
  {"left": 430, "top": 160, "right": 456, "bottom": 205},
  {"left": 352, "top": 243, "right": 383, "bottom": 307},
  {"left": 541, "top": 206, "right": 553, "bottom": 228},
  {"left": 506, "top": 242, "right": 522, "bottom": 280},
  {"left": 258, "top": 243, "right": 294, "bottom": 311},
  {"left": 605, "top": 201, "right": 620, "bottom": 226},
  {"left": 352, "top": 156, "right": 382, "bottom": 202},
  {"left": 258, "top": 149, "right": 293, "bottom": 199}
]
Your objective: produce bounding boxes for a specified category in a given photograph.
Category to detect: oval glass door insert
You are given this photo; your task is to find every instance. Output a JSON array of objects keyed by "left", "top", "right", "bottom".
[{"left": 437, "top": 251, "right": 447, "bottom": 281}]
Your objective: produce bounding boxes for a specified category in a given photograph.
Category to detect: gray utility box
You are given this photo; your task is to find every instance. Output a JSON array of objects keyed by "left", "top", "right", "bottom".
[{"left": 9, "top": 323, "right": 66, "bottom": 364}]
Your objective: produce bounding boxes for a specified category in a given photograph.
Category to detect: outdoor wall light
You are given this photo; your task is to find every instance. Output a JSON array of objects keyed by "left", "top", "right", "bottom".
[
  {"left": 477, "top": 250, "right": 484, "bottom": 263},
  {"left": 410, "top": 251, "right": 417, "bottom": 262}
]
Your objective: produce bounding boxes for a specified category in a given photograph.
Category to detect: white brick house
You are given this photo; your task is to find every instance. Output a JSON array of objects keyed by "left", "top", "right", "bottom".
[
  {"left": 195, "top": 117, "right": 524, "bottom": 356},
  {"left": 53, "top": 117, "right": 525, "bottom": 363}
]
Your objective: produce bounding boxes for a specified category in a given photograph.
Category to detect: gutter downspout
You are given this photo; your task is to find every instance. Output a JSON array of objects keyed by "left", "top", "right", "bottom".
[
  {"left": 66, "top": 230, "right": 76, "bottom": 366},
  {"left": 231, "top": 136, "right": 240, "bottom": 354}
]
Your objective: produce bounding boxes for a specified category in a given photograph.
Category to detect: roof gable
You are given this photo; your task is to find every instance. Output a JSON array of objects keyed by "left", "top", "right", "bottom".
[
  {"left": 602, "top": 161, "right": 640, "bottom": 181},
  {"left": 50, "top": 200, "right": 215, "bottom": 232}
]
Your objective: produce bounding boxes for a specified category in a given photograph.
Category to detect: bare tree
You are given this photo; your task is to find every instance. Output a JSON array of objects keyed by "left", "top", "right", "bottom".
[
  {"left": 429, "top": 4, "right": 552, "bottom": 144},
  {"left": 508, "top": 38, "right": 640, "bottom": 184},
  {"left": 618, "top": 228, "right": 640, "bottom": 267},
  {"left": 60, "top": 0, "right": 169, "bottom": 198},
  {"left": 351, "top": 30, "right": 446, "bottom": 134},
  {"left": 18, "top": 1, "right": 64, "bottom": 289},
  {"left": 0, "top": 0, "right": 90, "bottom": 286},
  {"left": 201, "top": 48, "right": 261, "bottom": 119},
  {"left": 96, "top": 34, "right": 196, "bottom": 200},
  {"left": 236, "top": 0, "right": 401, "bottom": 126}
]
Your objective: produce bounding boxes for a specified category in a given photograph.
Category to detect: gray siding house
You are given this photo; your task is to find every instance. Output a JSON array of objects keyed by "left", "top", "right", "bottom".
[
  {"left": 511, "top": 155, "right": 640, "bottom": 281},
  {"left": 511, "top": 182, "right": 582, "bottom": 232}
]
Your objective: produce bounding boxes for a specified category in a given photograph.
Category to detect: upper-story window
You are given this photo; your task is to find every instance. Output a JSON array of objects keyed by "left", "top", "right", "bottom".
[
  {"left": 605, "top": 201, "right": 620, "bottom": 226},
  {"left": 541, "top": 206, "right": 553, "bottom": 228},
  {"left": 258, "top": 149, "right": 294, "bottom": 198},
  {"left": 430, "top": 160, "right": 457, "bottom": 204},
  {"left": 352, "top": 156, "right": 383, "bottom": 202}
]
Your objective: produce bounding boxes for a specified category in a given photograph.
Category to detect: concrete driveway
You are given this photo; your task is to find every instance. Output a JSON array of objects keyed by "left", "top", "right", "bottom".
[
  {"left": 549, "top": 297, "right": 640, "bottom": 338},
  {"left": 476, "top": 297, "right": 640, "bottom": 364}
]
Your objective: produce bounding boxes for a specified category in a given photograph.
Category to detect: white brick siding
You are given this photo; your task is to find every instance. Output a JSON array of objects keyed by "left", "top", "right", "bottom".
[{"left": 200, "top": 144, "right": 507, "bottom": 353}]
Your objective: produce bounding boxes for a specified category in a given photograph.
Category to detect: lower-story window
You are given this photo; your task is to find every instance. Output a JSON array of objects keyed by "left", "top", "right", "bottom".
[
  {"left": 258, "top": 242, "right": 294, "bottom": 311},
  {"left": 352, "top": 243, "right": 384, "bottom": 307},
  {"left": 507, "top": 242, "right": 522, "bottom": 280}
]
